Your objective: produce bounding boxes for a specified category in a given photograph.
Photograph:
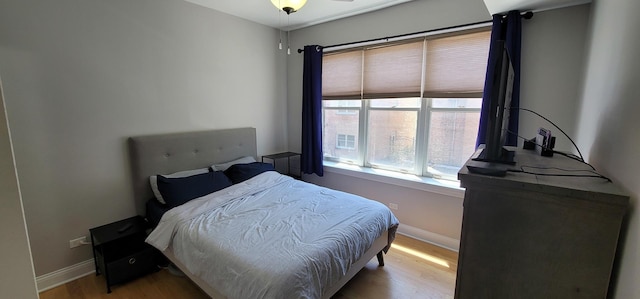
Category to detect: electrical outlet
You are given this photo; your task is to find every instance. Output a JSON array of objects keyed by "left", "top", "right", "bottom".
[
  {"left": 69, "top": 236, "right": 87, "bottom": 248},
  {"left": 389, "top": 203, "right": 398, "bottom": 210}
]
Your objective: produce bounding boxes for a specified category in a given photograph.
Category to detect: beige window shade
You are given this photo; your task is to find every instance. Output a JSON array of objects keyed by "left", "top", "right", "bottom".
[
  {"left": 322, "top": 29, "right": 491, "bottom": 99},
  {"left": 363, "top": 41, "right": 424, "bottom": 98},
  {"left": 424, "top": 31, "right": 491, "bottom": 97},
  {"left": 322, "top": 51, "right": 362, "bottom": 99}
]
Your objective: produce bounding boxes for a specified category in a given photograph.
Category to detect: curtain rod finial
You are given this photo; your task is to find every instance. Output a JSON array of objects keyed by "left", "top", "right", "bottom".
[
  {"left": 297, "top": 48, "right": 304, "bottom": 53},
  {"left": 522, "top": 11, "right": 534, "bottom": 19}
]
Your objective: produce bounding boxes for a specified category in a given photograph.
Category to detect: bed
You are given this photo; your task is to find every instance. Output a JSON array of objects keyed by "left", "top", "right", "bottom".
[{"left": 128, "top": 127, "right": 399, "bottom": 298}]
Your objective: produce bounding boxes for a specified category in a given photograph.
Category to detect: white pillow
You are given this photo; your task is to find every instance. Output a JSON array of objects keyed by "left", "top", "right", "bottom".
[
  {"left": 150, "top": 168, "right": 209, "bottom": 204},
  {"left": 211, "top": 156, "right": 256, "bottom": 171}
]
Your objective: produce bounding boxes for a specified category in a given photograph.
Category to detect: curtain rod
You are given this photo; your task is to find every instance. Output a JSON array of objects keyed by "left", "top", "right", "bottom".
[{"left": 297, "top": 11, "right": 533, "bottom": 53}]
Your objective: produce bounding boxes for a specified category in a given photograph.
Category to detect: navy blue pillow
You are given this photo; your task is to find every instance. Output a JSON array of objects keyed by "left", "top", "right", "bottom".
[
  {"left": 157, "top": 171, "right": 232, "bottom": 208},
  {"left": 224, "top": 162, "right": 276, "bottom": 184}
]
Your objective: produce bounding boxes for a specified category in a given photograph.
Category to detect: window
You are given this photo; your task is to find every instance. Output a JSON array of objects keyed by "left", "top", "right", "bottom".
[
  {"left": 336, "top": 134, "right": 356, "bottom": 149},
  {"left": 322, "top": 28, "right": 490, "bottom": 181}
]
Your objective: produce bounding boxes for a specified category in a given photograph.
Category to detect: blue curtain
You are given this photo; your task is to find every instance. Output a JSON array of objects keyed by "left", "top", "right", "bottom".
[
  {"left": 301, "top": 45, "right": 324, "bottom": 176},
  {"left": 476, "top": 11, "right": 523, "bottom": 147}
]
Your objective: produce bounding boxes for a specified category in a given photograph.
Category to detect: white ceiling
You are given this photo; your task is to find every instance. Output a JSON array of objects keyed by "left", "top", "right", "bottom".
[
  {"left": 483, "top": 0, "right": 591, "bottom": 15},
  {"left": 184, "top": 0, "right": 593, "bottom": 31},
  {"left": 184, "top": 0, "right": 415, "bottom": 31}
]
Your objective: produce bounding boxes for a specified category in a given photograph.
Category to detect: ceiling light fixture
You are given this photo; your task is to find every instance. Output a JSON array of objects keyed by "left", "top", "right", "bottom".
[{"left": 270, "top": 0, "right": 307, "bottom": 14}]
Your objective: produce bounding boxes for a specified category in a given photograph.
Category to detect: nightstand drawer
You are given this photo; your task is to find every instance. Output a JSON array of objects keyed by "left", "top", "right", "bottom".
[{"left": 107, "top": 246, "right": 157, "bottom": 285}]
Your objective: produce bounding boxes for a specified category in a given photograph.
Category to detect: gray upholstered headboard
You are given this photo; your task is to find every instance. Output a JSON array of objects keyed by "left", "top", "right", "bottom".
[{"left": 128, "top": 127, "right": 257, "bottom": 216}]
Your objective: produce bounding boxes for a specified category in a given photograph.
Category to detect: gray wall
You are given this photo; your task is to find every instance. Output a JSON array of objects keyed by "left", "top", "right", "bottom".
[
  {"left": 0, "top": 0, "right": 288, "bottom": 276},
  {"left": 287, "top": 1, "right": 591, "bottom": 245},
  {"left": 2, "top": 0, "right": 638, "bottom": 297},
  {"left": 0, "top": 82, "right": 38, "bottom": 298},
  {"left": 519, "top": 5, "right": 590, "bottom": 152},
  {"left": 576, "top": 0, "right": 640, "bottom": 297}
]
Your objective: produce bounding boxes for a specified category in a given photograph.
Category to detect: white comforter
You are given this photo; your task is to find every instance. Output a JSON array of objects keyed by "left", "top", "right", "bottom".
[{"left": 146, "top": 171, "right": 399, "bottom": 299}]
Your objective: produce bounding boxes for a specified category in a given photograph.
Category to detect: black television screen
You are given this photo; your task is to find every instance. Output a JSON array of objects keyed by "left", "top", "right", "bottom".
[{"left": 474, "top": 40, "right": 515, "bottom": 164}]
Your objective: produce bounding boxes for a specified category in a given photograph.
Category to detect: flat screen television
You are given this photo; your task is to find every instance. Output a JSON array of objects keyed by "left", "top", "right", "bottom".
[{"left": 473, "top": 40, "right": 516, "bottom": 164}]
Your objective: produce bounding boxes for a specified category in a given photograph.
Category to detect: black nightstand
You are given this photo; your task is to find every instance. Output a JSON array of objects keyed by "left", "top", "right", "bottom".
[
  {"left": 262, "top": 152, "right": 301, "bottom": 178},
  {"left": 89, "top": 216, "right": 159, "bottom": 293}
]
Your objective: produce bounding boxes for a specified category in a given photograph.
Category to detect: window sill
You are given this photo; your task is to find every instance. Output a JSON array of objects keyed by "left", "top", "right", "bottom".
[{"left": 322, "top": 161, "right": 466, "bottom": 199}]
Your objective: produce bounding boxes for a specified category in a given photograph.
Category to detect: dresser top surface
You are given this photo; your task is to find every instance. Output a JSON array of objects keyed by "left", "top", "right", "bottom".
[{"left": 459, "top": 148, "right": 629, "bottom": 206}]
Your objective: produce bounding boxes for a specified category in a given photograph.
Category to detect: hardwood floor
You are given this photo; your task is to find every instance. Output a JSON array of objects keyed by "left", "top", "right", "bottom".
[{"left": 40, "top": 234, "right": 458, "bottom": 299}]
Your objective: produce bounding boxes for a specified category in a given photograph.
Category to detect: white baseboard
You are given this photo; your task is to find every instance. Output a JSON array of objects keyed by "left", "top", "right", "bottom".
[
  {"left": 36, "top": 259, "right": 95, "bottom": 292},
  {"left": 35, "top": 226, "right": 458, "bottom": 292},
  {"left": 397, "top": 224, "right": 460, "bottom": 252}
]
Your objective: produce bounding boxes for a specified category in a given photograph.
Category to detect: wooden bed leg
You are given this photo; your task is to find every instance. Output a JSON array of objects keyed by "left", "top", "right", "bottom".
[{"left": 376, "top": 251, "right": 384, "bottom": 267}]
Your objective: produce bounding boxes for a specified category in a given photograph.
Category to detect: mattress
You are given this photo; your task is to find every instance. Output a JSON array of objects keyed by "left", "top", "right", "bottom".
[{"left": 146, "top": 171, "right": 398, "bottom": 299}]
